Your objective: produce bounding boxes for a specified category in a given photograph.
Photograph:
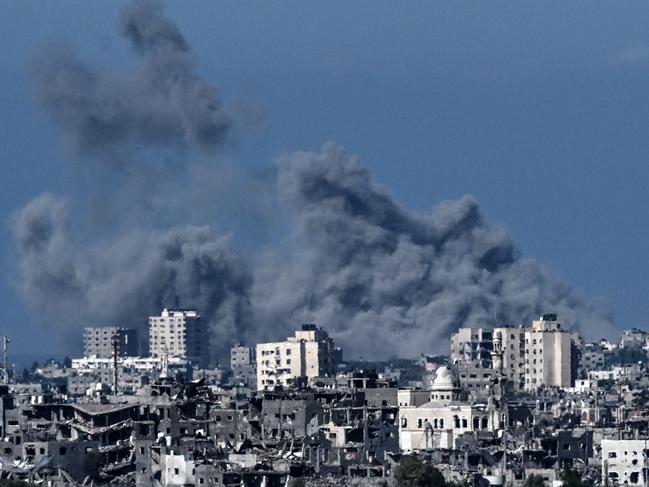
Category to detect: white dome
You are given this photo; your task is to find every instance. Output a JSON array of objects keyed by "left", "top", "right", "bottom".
[{"left": 431, "top": 366, "right": 458, "bottom": 390}]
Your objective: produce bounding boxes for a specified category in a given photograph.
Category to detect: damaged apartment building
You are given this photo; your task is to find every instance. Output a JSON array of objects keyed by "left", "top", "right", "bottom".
[{"left": 2, "top": 315, "right": 649, "bottom": 486}]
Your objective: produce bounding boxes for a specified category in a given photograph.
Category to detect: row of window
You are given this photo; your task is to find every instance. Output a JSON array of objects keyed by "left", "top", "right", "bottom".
[{"left": 401, "top": 415, "right": 491, "bottom": 430}]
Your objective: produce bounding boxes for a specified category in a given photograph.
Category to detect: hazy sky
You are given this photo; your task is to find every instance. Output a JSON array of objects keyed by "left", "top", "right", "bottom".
[{"left": 2, "top": 1, "right": 649, "bottom": 355}]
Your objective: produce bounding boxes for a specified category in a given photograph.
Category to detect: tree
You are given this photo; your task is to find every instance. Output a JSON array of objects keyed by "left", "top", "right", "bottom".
[
  {"left": 561, "top": 469, "right": 592, "bottom": 487},
  {"left": 394, "top": 456, "right": 447, "bottom": 487},
  {"left": 523, "top": 474, "right": 546, "bottom": 487}
]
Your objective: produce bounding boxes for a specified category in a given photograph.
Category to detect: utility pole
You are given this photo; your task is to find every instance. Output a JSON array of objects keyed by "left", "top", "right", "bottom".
[{"left": 111, "top": 334, "right": 120, "bottom": 395}]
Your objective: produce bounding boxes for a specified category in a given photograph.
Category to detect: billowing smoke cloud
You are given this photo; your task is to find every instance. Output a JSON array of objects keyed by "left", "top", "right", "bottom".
[
  {"left": 10, "top": 0, "right": 615, "bottom": 363},
  {"left": 11, "top": 193, "right": 252, "bottom": 360},
  {"left": 32, "top": 0, "right": 230, "bottom": 164},
  {"left": 252, "top": 144, "right": 615, "bottom": 358}
]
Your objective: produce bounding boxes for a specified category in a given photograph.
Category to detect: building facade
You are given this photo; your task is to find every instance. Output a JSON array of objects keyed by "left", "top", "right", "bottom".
[
  {"left": 83, "top": 327, "right": 138, "bottom": 359},
  {"left": 523, "top": 314, "right": 575, "bottom": 391},
  {"left": 149, "top": 309, "right": 209, "bottom": 367},
  {"left": 450, "top": 327, "right": 493, "bottom": 366},
  {"left": 601, "top": 439, "right": 648, "bottom": 486},
  {"left": 256, "top": 324, "right": 336, "bottom": 391},
  {"left": 398, "top": 366, "right": 507, "bottom": 451},
  {"left": 230, "top": 344, "right": 256, "bottom": 389},
  {"left": 493, "top": 326, "right": 526, "bottom": 391}
]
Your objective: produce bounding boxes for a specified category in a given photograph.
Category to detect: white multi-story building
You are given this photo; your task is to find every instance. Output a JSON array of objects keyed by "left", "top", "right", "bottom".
[
  {"left": 256, "top": 324, "right": 336, "bottom": 391},
  {"left": 601, "top": 439, "right": 648, "bottom": 486},
  {"left": 149, "top": 309, "right": 209, "bottom": 367}
]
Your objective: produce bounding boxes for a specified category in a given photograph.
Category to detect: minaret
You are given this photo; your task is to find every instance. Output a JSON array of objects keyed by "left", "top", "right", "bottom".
[{"left": 491, "top": 331, "right": 504, "bottom": 374}]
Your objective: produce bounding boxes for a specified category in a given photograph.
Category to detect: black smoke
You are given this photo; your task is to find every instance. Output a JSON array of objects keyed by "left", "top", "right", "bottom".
[{"left": 10, "top": 0, "right": 616, "bottom": 363}]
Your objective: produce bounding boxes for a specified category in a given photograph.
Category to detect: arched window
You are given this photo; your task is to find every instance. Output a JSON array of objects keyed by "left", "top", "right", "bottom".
[
  {"left": 473, "top": 417, "right": 480, "bottom": 430},
  {"left": 481, "top": 417, "right": 488, "bottom": 429},
  {"left": 462, "top": 418, "right": 468, "bottom": 428},
  {"left": 454, "top": 415, "right": 460, "bottom": 428},
  {"left": 439, "top": 418, "right": 444, "bottom": 429},
  {"left": 400, "top": 417, "right": 407, "bottom": 428},
  {"left": 433, "top": 418, "right": 439, "bottom": 429},
  {"left": 417, "top": 418, "right": 423, "bottom": 428}
]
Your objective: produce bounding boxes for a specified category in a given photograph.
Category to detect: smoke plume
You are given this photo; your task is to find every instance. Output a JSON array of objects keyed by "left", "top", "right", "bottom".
[
  {"left": 10, "top": 0, "right": 615, "bottom": 362},
  {"left": 32, "top": 0, "right": 230, "bottom": 165},
  {"left": 11, "top": 194, "right": 252, "bottom": 360},
  {"left": 254, "top": 144, "right": 614, "bottom": 358}
]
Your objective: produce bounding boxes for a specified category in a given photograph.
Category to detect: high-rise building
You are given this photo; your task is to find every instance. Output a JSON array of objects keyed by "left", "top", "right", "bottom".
[
  {"left": 256, "top": 324, "right": 336, "bottom": 391},
  {"left": 450, "top": 327, "right": 493, "bottom": 367},
  {"left": 148, "top": 309, "right": 209, "bottom": 368},
  {"left": 450, "top": 314, "right": 578, "bottom": 392},
  {"left": 230, "top": 344, "right": 256, "bottom": 389},
  {"left": 493, "top": 326, "right": 526, "bottom": 391},
  {"left": 523, "top": 314, "right": 575, "bottom": 391},
  {"left": 83, "top": 327, "right": 138, "bottom": 359}
]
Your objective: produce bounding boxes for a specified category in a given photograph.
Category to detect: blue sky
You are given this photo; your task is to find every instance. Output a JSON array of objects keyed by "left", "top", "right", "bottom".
[{"left": 2, "top": 1, "right": 649, "bottom": 355}]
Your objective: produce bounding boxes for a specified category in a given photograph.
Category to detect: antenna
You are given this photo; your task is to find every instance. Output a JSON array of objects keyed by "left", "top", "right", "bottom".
[{"left": 111, "top": 333, "right": 120, "bottom": 394}]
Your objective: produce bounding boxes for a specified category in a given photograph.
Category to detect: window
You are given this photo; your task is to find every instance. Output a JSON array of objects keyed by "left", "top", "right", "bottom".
[
  {"left": 174, "top": 468, "right": 179, "bottom": 475},
  {"left": 400, "top": 417, "right": 407, "bottom": 427}
]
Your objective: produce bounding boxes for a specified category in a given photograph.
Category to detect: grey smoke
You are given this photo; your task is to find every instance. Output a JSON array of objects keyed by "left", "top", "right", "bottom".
[
  {"left": 252, "top": 144, "right": 615, "bottom": 358},
  {"left": 11, "top": 0, "right": 616, "bottom": 362},
  {"left": 12, "top": 193, "right": 252, "bottom": 361},
  {"left": 32, "top": 0, "right": 230, "bottom": 164}
]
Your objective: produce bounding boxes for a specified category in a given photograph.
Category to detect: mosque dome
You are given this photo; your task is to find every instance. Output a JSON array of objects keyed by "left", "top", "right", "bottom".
[{"left": 431, "top": 366, "right": 458, "bottom": 390}]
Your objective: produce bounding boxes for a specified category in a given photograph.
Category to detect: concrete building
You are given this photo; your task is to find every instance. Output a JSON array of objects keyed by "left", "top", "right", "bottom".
[
  {"left": 230, "top": 344, "right": 256, "bottom": 389},
  {"left": 620, "top": 328, "right": 648, "bottom": 349},
  {"left": 450, "top": 327, "right": 493, "bottom": 366},
  {"left": 398, "top": 366, "right": 506, "bottom": 451},
  {"left": 523, "top": 314, "right": 575, "bottom": 391},
  {"left": 493, "top": 326, "right": 526, "bottom": 391},
  {"left": 256, "top": 324, "right": 336, "bottom": 391},
  {"left": 149, "top": 309, "right": 208, "bottom": 367},
  {"left": 602, "top": 439, "right": 648, "bottom": 486},
  {"left": 579, "top": 343, "right": 606, "bottom": 375},
  {"left": 83, "top": 327, "right": 138, "bottom": 359}
]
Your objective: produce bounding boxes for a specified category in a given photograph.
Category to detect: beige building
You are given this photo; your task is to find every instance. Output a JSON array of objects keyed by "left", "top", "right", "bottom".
[
  {"left": 450, "top": 314, "right": 577, "bottom": 393},
  {"left": 148, "top": 309, "right": 209, "bottom": 367},
  {"left": 256, "top": 324, "right": 336, "bottom": 391},
  {"left": 523, "top": 314, "right": 575, "bottom": 391}
]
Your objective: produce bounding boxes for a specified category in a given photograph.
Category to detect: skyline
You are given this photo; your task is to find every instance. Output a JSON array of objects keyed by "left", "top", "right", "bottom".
[{"left": 3, "top": 1, "right": 649, "bottom": 356}]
